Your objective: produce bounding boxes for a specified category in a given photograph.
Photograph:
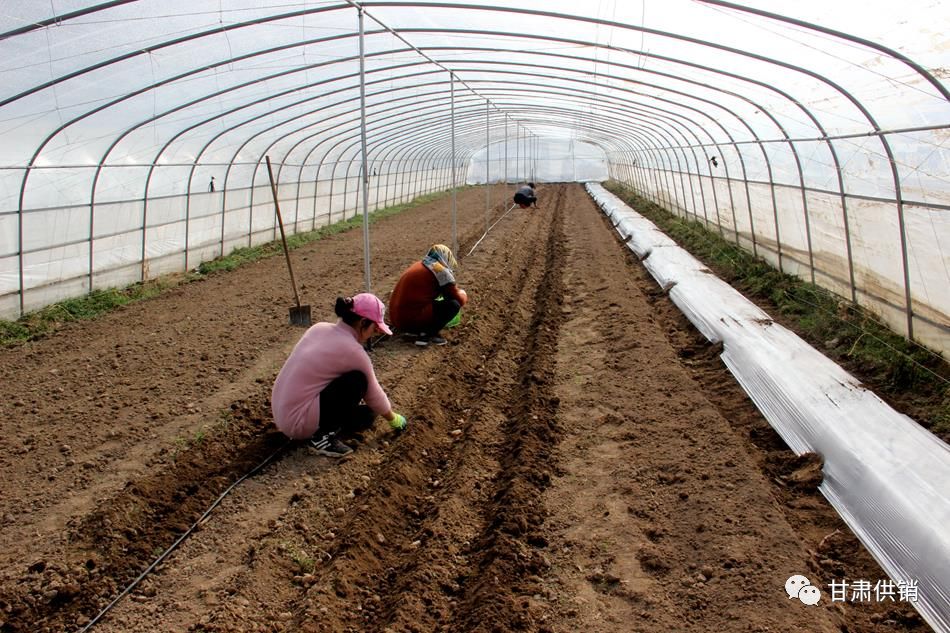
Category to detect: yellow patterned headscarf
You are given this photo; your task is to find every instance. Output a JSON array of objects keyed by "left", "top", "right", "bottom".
[{"left": 422, "top": 244, "right": 456, "bottom": 286}]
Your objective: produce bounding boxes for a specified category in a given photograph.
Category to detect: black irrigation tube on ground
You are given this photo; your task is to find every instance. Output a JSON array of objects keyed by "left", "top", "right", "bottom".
[{"left": 77, "top": 440, "right": 291, "bottom": 633}]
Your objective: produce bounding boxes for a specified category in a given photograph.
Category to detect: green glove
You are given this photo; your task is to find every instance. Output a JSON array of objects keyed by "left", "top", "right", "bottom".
[
  {"left": 446, "top": 309, "right": 461, "bottom": 328},
  {"left": 389, "top": 412, "right": 407, "bottom": 430}
]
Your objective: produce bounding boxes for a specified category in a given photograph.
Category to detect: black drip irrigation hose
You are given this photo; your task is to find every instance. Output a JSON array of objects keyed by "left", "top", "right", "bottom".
[{"left": 77, "top": 439, "right": 291, "bottom": 633}]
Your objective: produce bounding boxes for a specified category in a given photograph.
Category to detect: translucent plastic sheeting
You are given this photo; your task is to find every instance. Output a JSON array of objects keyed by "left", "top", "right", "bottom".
[
  {"left": 0, "top": 0, "right": 947, "bottom": 336},
  {"left": 587, "top": 181, "right": 950, "bottom": 633},
  {"left": 0, "top": 169, "right": 447, "bottom": 319},
  {"left": 466, "top": 138, "right": 607, "bottom": 184}
]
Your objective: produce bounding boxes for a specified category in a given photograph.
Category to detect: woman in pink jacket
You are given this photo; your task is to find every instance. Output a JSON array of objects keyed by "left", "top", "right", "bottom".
[{"left": 271, "top": 293, "right": 407, "bottom": 457}]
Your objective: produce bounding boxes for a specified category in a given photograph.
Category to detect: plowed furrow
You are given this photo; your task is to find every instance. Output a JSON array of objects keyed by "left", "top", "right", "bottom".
[{"left": 273, "top": 194, "right": 563, "bottom": 632}]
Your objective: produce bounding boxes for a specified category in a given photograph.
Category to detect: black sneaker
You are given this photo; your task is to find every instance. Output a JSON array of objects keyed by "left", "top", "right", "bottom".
[{"left": 309, "top": 432, "right": 353, "bottom": 458}]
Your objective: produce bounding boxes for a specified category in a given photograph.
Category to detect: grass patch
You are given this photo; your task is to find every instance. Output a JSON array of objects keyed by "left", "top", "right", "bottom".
[
  {"left": 0, "top": 189, "right": 454, "bottom": 347},
  {"left": 0, "top": 277, "right": 188, "bottom": 347},
  {"left": 604, "top": 180, "right": 950, "bottom": 441}
]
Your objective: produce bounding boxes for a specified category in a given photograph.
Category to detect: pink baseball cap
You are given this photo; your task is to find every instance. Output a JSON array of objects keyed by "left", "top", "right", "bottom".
[{"left": 352, "top": 293, "right": 393, "bottom": 335}]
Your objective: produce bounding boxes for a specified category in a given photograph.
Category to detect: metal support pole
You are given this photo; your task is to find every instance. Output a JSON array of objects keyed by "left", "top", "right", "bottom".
[
  {"left": 533, "top": 135, "right": 538, "bottom": 181},
  {"left": 16, "top": 197, "right": 23, "bottom": 316},
  {"left": 450, "top": 71, "right": 458, "bottom": 257},
  {"left": 518, "top": 127, "right": 523, "bottom": 182},
  {"left": 532, "top": 135, "right": 536, "bottom": 182},
  {"left": 502, "top": 114, "right": 508, "bottom": 205},
  {"left": 504, "top": 116, "right": 508, "bottom": 187},
  {"left": 516, "top": 126, "right": 520, "bottom": 182},
  {"left": 571, "top": 138, "right": 576, "bottom": 182},
  {"left": 524, "top": 130, "right": 528, "bottom": 182},
  {"left": 485, "top": 99, "right": 490, "bottom": 233},
  {"left": 358, "top": 7, "right": 371, "bottom": 293},
  {"left": 527, "top": 134, "right": 531, "bottom": 182},
  {"left": 521, "top": 129, "right": 531, "bottom": 182}
]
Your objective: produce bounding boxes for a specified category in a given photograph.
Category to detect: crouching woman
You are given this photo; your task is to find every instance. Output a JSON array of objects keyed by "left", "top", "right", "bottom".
[
  {"left": 389, "top": 244, "right": 469, "bottom": 346},
  {"left": 271, "top": 293, "right": 407, "bottom": 457}
]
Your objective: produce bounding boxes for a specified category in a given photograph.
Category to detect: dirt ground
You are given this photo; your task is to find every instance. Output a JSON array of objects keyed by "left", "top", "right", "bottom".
[{"left": 0, "top": 184, "right": 933, "bottom": 632}]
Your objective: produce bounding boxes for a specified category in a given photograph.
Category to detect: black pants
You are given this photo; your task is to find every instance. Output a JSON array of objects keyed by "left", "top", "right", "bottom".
[
  {"left": 318, "top": 370, "right": 375, "bottom": 436},
  {"left": 514, "top": 192, "right": 536, "bottom": 207},
  {"left": 430, "top": 297, "right": 461, "bottom": 335}
]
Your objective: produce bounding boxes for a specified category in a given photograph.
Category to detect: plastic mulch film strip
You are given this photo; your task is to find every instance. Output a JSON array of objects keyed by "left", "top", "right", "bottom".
[{"left": 586, "top": 181, "right": 950, "bottom": 633}]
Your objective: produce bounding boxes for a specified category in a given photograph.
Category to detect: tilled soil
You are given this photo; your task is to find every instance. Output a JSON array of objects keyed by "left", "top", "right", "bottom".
[{"left": 0, "top": 184, "right": 932, "bottom": 632}]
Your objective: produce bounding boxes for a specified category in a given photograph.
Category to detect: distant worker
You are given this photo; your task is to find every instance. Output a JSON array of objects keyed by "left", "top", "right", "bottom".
[
  {"left": 514, "top": 182, "right": 537, "bottom": 208},
  {"left": 209, "top": 176, "right": 216, "bottom": 192},
  {"left": 389, "top": 244, "right": 469, "bottom": 347},
  {"left": 271, "top": 293, "right": 408, "bottom": 458}
]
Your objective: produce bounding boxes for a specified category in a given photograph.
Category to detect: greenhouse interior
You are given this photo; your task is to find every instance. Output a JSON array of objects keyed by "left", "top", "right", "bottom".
[{"left": 0, "top": 2, "right": 948, "bottom": 633}]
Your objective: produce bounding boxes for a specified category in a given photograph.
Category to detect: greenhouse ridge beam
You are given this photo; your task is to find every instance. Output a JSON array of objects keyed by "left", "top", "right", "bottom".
[
  {"left": 344, "top": 0, "right": 514, "bottom": 271},
  {"left": 343, "top": 0, "right": 512, "bottom": 120}
]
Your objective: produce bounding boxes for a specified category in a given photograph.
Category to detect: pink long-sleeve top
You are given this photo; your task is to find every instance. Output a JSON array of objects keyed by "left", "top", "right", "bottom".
[{"left": 271, "top": 320, "right": 391, "bottom": 440}]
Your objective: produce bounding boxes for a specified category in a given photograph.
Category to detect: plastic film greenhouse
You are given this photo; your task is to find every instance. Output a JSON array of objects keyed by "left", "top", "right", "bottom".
[{"left": 0, "top": 2, "right": 948, "bottom": 632}]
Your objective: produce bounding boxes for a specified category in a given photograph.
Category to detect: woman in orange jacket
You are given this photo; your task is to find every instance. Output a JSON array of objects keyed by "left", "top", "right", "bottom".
[{"left": 388, "top": 244, "right": 468, "bottom": 346}]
